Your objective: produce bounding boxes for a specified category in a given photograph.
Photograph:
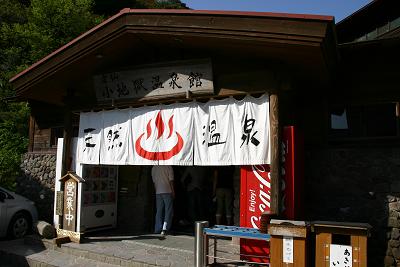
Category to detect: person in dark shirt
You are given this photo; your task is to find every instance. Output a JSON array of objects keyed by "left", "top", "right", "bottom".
[
  {"left": 181, "top": 166, "right": 208, "bottom": 223},
  {"left": 213, "top": 166, "right": 235, "bottom": 225}
]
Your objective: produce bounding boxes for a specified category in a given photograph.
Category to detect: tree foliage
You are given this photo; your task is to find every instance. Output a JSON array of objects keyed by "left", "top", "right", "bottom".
[
  {"left": 93, "top": 0, "right": 187, "bottom": 16},
  {"left": 153, "top": 0, "right": 187, "bottom": 9},
  {"left": 0, "top": 0, "right": 100, "bottom": 189},
  {"left": 0, "top": 0, "right": 188, "bottom": 189},
  {"left": 0, "top": 103, "right": 29, "bottom": 188}
]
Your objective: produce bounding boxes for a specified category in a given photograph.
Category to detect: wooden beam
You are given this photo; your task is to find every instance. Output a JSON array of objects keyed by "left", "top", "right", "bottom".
[
  {"left": 217, "top": 70, "right": 278, "bottom": 93},
  {"left": 61, "top": 109, "right": 72, "bottom": 177},
  {"left": 54, "top": 236, "right": 70, "bottom": 247},
  {"left": 269, "top": 92, "right": 280, "bottom": 215},
  {"left": 61, "top": 90, "right": 74, "bottom": 178},
  {"left": 28, "top": 115, "right": 35, "bottom": 152}
]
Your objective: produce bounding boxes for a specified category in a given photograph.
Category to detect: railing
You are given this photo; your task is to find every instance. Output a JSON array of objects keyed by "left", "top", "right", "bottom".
[{"left": 194, "top": 222, "right": 270, "bottom": 267}]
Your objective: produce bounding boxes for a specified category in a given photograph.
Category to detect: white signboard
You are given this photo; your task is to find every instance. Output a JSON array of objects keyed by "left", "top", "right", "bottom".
[
  {"left": 94, "top": 59, "right": 214, "bottom": 101},
  {"left": 330, "top": 244, "right": 352, "bottom": 267},
  {"left": 283, "top": 236, "right": 294, "bottom": 263}
]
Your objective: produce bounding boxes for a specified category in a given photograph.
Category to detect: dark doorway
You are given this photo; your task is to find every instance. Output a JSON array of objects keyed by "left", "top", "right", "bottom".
[
  {"left": 172, "top": 166, "right": 215, "bottom": 234},
  {"left": 117, "top": 166, "right": 154, "bottom": 234}
]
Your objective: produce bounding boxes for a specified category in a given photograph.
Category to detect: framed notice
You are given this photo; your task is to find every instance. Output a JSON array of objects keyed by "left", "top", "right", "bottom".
[
  {"left": 330, "top": 244, "right": 352, "bottom": 267},
  {"left": 55, "top": 191, "right": 64, "bottom": 216},
  {"left": 283, "top": 236, "right": 294, "bottom": 263}
]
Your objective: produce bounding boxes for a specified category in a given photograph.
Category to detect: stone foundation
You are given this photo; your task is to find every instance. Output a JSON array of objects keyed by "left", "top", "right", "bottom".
[
  {"left": 386, "top": 196, "right": 400, "bottom": 266},
  {"left": 17, "top": 152, "right": 56, "bottom": 223},
  {"left": 305, "top": 147, "right": 400, "bottom": 267}
]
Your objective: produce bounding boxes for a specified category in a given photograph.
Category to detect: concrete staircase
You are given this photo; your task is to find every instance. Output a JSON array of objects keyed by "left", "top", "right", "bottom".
[
  {"left": 0, "top": 234, "right": 246, "bottom": 266},
  {"left": 0, "top": 237, "right": 120, "bottom": 267},
  {"left": 0, "top": 234, "right": 194, "bottom": 267}
]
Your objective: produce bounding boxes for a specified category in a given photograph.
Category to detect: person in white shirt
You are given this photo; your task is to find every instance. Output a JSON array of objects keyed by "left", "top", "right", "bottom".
[{"left": 151, "top": 165, "right": 175, "bottom": 235}]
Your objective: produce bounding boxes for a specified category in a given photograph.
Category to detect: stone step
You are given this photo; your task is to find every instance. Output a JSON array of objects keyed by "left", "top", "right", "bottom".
[
  {"left": 0, "top": 239, "right": 119, "bottom": 267},
  {"left": 24, "top": 234, "right": 195, "bottom": 266},
  {"left": 1, "top": 234, "right": 245, "bottom": 266}
]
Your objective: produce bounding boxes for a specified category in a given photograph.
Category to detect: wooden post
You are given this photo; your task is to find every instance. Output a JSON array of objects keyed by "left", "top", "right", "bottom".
[
  {"left": 315, "top": 232, "right": 331, "bottom": 267},
  {"left": 60, "top": 90, "right": 73, "bottom": 230},
  {"left": 28, "top": 115, "right": 35, "bottom": 152},
  {"left": 269, "top": 92, "right": 280, "bottom": 215},
  {"left": 61, "top": 94, "right": 73, "bottom": 177},
  {"left": 351, "top": 235, "right": 367, "bottom": 267}
]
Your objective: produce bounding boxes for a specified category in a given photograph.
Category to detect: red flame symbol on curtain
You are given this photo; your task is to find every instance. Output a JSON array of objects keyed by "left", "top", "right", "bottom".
[{"left": 135, "top": 111, "right": 184, "bottom": 160}]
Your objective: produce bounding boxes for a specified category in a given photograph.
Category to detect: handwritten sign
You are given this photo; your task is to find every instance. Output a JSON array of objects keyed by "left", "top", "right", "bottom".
[
  {"left": 283, "top": 236, "right": 294, "bottom": 263},
  {"left": 93, "top": 59, "right": 214, "bottom": 101},
  {"left": 330, "top": 244, "right": 352, "bottom": 267},
  {"left": 55, "top": 191, "right": 64, "bottom": 215}
]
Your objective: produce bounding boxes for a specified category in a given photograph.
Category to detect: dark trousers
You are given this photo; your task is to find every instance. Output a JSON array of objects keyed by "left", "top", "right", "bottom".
[{"left": 188, "top": 188, "right": 206, "bottom": 223}]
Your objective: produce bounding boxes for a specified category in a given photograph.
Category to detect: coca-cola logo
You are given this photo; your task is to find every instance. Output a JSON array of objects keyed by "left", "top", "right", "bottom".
[
  {"left": 249, "top": 165, "right": 271, "bottom": 229},
  {"left": 135, "top": 111, "right": 184, "bottom": 160}
]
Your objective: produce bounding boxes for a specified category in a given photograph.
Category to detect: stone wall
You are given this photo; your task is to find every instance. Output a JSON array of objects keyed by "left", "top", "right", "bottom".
[
  {"left": 305, "top": 147, "right": 400, "bottom": 267},
  {"left": 386, "top": 196, "right": 400, "bottom": 266},
  {"left": 17, "top": 152, "right": 56, "bottom": 223}
]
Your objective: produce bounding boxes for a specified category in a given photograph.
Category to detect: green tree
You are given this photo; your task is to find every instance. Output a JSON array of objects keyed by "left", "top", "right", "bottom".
[
  {"left": 0, "top": 0, "right": 189, "bottom": 189},
  {"left": 19, "top": 0, "right": 102, "bottom": 63},
  {"left": 153, "top": 0, "right": 187, "bottom": 9},
  {"left": 93, "top": 0, "right": 187, "bottom": 17},
  {"left": 0, "top": 0, "right": 101, "bottom": 189},
  {"left": 0, "top": 0, "right": 30, "bottom": 188},
  {"left": 0, "top": 103, "right": 29, "bottom": 188}
]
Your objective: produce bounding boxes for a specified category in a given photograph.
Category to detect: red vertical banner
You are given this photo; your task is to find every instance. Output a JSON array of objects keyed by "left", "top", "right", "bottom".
[
  {"left": 281, "top": 126, "right": 304, "bottom": 220},
  {"left": 239, "top": 164, "right": 271, "bottom": 263}
]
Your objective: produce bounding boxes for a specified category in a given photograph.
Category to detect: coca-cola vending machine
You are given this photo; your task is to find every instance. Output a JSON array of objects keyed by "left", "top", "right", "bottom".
[
  {"left": 240, "top": 164, "right": 271, "bottom": 263},
  {"left": 239, "top": 126, "right": 303, "bottom": 263}
]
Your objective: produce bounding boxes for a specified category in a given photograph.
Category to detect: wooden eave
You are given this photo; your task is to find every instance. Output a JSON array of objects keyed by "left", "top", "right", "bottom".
[
  {"left": 59, "top": 171, "right": 85, "bottom": 183},
  {"left": 10, "top": 9, "right": 337, "bottom": 106}
]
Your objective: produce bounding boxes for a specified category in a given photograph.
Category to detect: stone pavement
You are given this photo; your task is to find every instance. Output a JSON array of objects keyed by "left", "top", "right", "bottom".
[{"left": 0, "top": 233, "right": 254, "bottom": 266}]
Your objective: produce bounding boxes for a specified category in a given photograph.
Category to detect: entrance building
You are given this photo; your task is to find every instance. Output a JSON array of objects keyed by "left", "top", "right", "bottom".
[{"left": 10, "top": 9, "right": 336, "bottom": 238}]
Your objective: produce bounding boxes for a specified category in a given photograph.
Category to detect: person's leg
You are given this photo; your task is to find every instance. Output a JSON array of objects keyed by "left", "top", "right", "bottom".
[
  {"left": 163, "top": 193, "right": 174, "bottom": 232},
  {"left": 224, "top": 189, "right": 233, "bottom": 225},
  {"left": 187, "top": 189, "right": 196, "bottom": 223},
  {"left": 154, "top": 194, "right": 164, "bottom": 233},
  {"left": 215, "top": 188, "right": 224, "bottom": 225},
  {"left": 195, "top": 188, "right": 206, "bottom": 221}
]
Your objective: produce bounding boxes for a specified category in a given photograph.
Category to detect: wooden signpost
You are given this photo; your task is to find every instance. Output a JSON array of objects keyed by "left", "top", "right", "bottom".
[{"left": 56, "top": 172, "right": 85, "bottom": 244}]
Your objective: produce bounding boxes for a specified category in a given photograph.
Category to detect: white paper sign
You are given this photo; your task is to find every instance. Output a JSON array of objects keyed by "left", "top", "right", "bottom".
[
  {"left": 283, "top": 236, "right": 294, "bottom": 263},
  {"left": 330, "top": 244, "right": 352, "bottom": 267}
]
